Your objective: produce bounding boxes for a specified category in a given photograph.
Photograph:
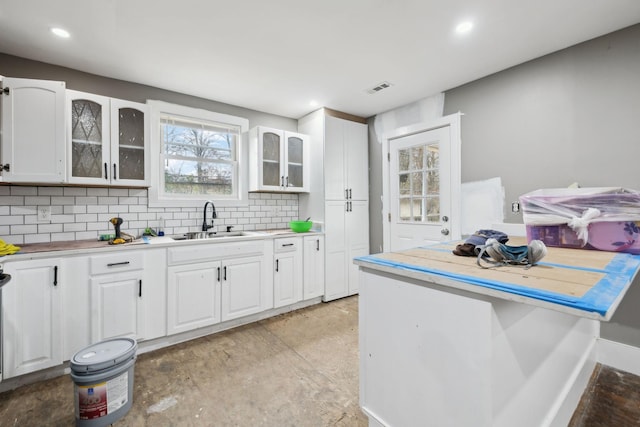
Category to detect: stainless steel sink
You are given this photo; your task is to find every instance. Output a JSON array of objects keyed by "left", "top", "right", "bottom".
[{"left": 172, "top": 231, "right": 248, "bottom": 240}]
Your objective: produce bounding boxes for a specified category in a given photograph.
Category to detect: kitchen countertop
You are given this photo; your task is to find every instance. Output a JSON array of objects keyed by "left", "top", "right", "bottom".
[
  {"left": 2, "top": 229, "right": 322, "bottom": 259},
  {"left": 354, "top": 238, "right": 640, "bottom": 321}
]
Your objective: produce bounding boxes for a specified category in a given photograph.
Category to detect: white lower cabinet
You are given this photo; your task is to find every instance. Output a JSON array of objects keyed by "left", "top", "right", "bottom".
[
  {"left": 303, "top": 235, "right": 325, "bottom": 300},
  {"left": 167, "top": 240, "right": 272, "bottom": 335},
  {"left": 1, "top": 258, "right": 63, "bottom": 378},
  {"left": 222, "top": 255, "right": 270, "bottom": 321},
  {"left": 273, "top": 237, "right": 303, "bottom": 308},
  {"left": 167, "top": 261, "right": 221, "bottom": 335},
  {"left": 1, "top": 235, "right": 324, "bottom": 380},
  {"left": 89, "top": 251, "right": 146, "bottom": 342}
]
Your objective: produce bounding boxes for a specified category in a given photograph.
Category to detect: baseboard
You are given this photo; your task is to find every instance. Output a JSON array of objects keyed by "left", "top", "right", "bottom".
[{"left": 597, "top": 338, "right": 640, "bottom": 376}]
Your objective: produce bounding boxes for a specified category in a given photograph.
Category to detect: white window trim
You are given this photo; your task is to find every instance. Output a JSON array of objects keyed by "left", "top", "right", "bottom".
[{"left": 147, "top": 100, "right": 250, "bottom": 208}]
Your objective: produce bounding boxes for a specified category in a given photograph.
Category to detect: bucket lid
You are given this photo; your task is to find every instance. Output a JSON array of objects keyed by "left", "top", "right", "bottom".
[{"left": 70, "top": 337, "right": 137, "bottom": 374}]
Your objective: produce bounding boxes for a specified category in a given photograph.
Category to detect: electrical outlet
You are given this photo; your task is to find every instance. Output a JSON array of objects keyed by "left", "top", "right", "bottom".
[
  {"left": 511, "top": 201, "right": 520, "bottom": 213},
  {"left": 37, "top": 206, "right": 51, "bottom": 222}
]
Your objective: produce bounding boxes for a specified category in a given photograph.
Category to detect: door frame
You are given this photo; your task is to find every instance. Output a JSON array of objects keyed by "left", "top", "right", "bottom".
[{"left": 382, "top": 112, "right": 462, "bottom": 252}]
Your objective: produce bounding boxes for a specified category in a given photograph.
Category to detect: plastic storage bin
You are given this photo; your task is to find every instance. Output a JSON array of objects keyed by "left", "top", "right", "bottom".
[{"left": 520, "top": 187, "right": 640, "bottom": 254}]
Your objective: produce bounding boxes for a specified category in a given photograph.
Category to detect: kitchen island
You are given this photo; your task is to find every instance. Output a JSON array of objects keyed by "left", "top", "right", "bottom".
[{"left": 354, "top": 239, "right": 640, "bottom": 427}]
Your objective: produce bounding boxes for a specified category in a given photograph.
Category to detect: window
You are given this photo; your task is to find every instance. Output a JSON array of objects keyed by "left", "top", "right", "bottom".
[
  {"left": 148, "top": 100, "right": 249, "bottom": 207},
  {"left": 161, "top": 115, "right": 238, "bottom": 197},
  {"left": 398, "top": 143, "right": 440, "bottom": 223}
]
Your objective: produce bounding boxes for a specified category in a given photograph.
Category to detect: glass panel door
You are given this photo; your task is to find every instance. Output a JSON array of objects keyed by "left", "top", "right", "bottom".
[
  {"left": 287, "top": 135, "right": 303, "bottom": 188},
  {"left": 117, "top": 107, "right": 145, "bottom": 180},
  {"left": 71, "top": 99, "right": 104, "bottom": 178},
  {"left": 262, "top": 131, "right": 281, "bottom": 187}
]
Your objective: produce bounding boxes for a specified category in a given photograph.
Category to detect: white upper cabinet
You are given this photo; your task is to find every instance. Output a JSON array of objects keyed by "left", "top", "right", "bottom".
[
  {"left": 324, "top": 116, "right": 368, "bottom": 201},
  {"left": 0, "top": 77, "right": 66, "bottom": 183},
  {"left": 249, "top": 126, "right": 309, "bottom": 192},
  {"left": 67, "top": 89, "right": 149, "bottom": 186}
]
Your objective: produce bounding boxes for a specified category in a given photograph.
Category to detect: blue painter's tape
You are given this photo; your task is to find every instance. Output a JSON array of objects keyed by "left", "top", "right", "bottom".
[{"left": 355, "top": 251, "right": 640, "bottom": 316}]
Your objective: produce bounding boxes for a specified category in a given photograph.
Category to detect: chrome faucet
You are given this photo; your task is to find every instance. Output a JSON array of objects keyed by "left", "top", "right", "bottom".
[{"left": 202, "top": 200, "right": 217, "bottom": 231}]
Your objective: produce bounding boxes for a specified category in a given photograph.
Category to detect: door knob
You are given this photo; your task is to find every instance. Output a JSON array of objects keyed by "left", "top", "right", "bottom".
[
  {"left": 442, "top": 216, "right": 449, "bottom": 222},
  {"left": 441, "top": 228, "right": 450, "bottom": 236}
]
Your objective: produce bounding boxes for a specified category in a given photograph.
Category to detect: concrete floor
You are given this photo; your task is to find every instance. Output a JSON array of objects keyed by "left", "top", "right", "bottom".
[{"left": 0, "top": 296, "right": 367, "bottom": 427}]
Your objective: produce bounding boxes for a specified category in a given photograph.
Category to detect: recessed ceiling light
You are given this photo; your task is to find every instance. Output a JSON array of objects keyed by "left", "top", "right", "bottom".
[
  {"left": 309, "top": 100, "right": 319, "bottom": 107},
  {"left": 455, "top": 21, "right": 473, "bottom": 34},
  {"left": 51, "top": 27, "right": 70, "bottom": 38}
]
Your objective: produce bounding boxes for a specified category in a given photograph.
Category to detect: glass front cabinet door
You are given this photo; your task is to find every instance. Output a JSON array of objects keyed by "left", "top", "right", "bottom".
[
  {"left": 249, "top": 126, "right": 309, "bottom": 192},
  {"left": 67, "top": 90, "right": 149, "bottom": 186}
]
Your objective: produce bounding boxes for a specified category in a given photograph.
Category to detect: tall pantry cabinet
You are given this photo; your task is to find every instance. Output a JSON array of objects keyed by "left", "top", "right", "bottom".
[{"left": 298, "top": 109, "right": 369, "bottom": 302}]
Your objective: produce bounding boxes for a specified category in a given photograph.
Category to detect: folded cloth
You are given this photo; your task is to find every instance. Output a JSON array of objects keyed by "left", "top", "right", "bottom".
[
  {"left": 465, "top": 229, "right": 509, "bottom": 246},
  {"left": 453, "top": 229, "right": 509, "bottom": 257},
  {"left": 0, "top": 238, "right": 21, "bottom": 256},
  {"left": 476, "top": 238, "right": 547, "bottom": 269}
]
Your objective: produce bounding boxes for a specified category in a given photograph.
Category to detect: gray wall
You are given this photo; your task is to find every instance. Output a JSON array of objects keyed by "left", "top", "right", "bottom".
[
  {"left": 443, "top": 24, "right": 640, "bottom": 216},
  {"left": 441, "top": 24, "right": 640, "bottom": 346},
  {"left": 0, "top": 53, "right": 297, "bottom": 131}
]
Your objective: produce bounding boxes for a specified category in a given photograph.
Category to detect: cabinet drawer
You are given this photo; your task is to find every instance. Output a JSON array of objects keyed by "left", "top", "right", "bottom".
[
  {"left": 274, "top": 237, "right": 302, "bottom": 253},
  {"left": 168, "top": 240, "right": 265, "bottom": 265},
  {"left": 90, "top": 251, "right": 144, "bottom": 275}
]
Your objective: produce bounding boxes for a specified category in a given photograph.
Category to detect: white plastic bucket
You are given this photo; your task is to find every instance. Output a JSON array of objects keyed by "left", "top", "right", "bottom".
[{"left": 70, "top": 337, "right": 137, "bottom": 427}]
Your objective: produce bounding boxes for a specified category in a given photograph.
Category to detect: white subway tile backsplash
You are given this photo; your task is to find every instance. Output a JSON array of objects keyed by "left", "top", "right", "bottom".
[
  {"left": 11, "top": 187, "right": 37, "bottom": 196},
  {"left": 76, "top": 197, "right": 98, "bottom": 205},
  {"left": 25, "top": 196, "right": 51, "bottom": 205},
  {"left": 88, "top": 188, "right": 109, "bottom": 196},
  {"left": 25, "top": 234, "right": 51, "bottom": 244},
  {"left": 108, "top": 188, "right": 129, "bottom": 196},
  {"left": 0, "top": 188, "right": 297, "bottom": 244},
  {"left": 38, "top": 224, "right": 63, "bottom": 233},
  {"left": 0, "top": 216, "right": 22, "bottom": 226},
  {"left": 98, "top": 197, "right": 119, "bottom": 205},
  {"left": 38, "top": 187, "right": 64, "bottom": 196},
  {"left": 64, "top": 206, "right": 87, "bottom": 215},
  {"left": 51, "top": 196, "right": 75, "bottom": 205},
  {"left": 2, "top": 196, "right": 25, "bottom": 205},
  {"left": 11, "top": 224, "right": 38, "bottom": 234},
  {"left": 63, "top": 187, "right": 87, "bottom": 196},
  {"left": 64, "top": 223, "right": 86, "bottom": 232},
  {"left": 11, "top": 206, "right": 36, "bottom": 215},
  {"left": 51, "top": 232, "right": 76, "bottom": 241},
  {"left": 51, "top": 214, "right": 76, "bottom": 223}
]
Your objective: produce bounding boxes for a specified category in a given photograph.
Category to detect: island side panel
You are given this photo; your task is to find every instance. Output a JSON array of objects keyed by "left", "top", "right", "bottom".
[
  {"left": 490, "top": 300, "right": 598, "bottom": 427},
  {"left": 359, "top": 266, "right": 599, "bottom": 427},
  {"left": 359, "top": 268, "right": 493, "bottom": 427}
]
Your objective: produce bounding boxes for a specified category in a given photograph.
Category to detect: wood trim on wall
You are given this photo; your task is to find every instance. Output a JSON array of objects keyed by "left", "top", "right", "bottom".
[{"left": 324, "top": 108, "right": 367, "bottom": 124}]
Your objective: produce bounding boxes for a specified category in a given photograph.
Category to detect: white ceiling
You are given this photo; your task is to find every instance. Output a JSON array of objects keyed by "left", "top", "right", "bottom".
[{"left": 1, "top": 1, "right": 639, "bottom": 119}]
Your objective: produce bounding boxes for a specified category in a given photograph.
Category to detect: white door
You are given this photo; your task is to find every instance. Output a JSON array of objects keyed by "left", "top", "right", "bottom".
[
  {"left": 91, "top": 272, "right": 145, "bottom": 341},
  {"left": 167, "top": 262, "right": 221, "bottom": 335},
  {"left": 2, "top": 259, "right": 63, "bottom": 378},
  {"left": 221, "top": 256, "right": 266, "bottom": 321},
  {"left": 345, "top": 120, "right": 369, "bottom": 200},
  {"left": 1, "top": 77, "right": 66, "bottom": 183},
  {"left": 384, "top": 114, "right": 461, "bottom": 252}
]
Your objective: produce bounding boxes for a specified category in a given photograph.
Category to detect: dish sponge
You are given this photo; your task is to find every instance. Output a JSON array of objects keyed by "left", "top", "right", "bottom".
[{"left": 0, "top": 239, "right": 21, "bottom": 256}]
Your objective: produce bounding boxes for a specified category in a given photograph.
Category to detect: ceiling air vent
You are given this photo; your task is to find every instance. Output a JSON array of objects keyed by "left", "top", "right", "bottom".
[{"left": 366, "top": 81, "right": 393, "bottom": 94}]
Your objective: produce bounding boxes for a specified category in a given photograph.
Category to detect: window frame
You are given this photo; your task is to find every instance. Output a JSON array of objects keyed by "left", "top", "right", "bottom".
[{"left": 147, "top": 100, "right": 249, "bottom": 208}]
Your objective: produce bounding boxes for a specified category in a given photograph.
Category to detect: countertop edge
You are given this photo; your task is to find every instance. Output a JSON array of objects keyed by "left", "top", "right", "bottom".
[{"left": 0, "top": 230, "right": 324, "bottom": 262}]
